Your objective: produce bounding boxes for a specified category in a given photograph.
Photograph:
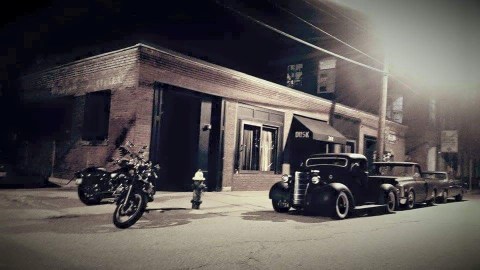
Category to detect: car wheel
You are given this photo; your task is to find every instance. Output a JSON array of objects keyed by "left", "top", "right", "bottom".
[
  {"left": 440, "top": 190, "right": 448, "bottom": 204},
  {"left": 405, "top": 190, "right": 415, "bottom": 210},
  {"left": 332, "top": 191, "right": 350, "bottom": 220},
  {"left": 427, "top": 190, "right": 436, "bottom": 206},
  {"left": 272, "top": 199, "right": 290, "bottom": 213},
  {"left": 454, "top": 193, "right": 463, "bottom": 202},
  {"left": 385, "top": 190, "right": 397, "bottom": 213}
]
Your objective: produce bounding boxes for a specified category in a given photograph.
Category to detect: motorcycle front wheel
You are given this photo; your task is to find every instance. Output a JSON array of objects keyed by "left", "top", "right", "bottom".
[{"left": 113, "top": 189, "right": 147, "bottom": 229}]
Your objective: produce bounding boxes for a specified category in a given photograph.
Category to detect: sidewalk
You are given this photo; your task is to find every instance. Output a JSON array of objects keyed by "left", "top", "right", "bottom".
[{"left": 0, "top": 182, "right": 272, "bottom": 220}]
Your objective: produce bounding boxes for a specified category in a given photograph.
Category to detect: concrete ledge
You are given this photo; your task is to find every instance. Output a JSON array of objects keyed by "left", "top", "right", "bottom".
[{"left": 48, "top": 177, "right": 77, "bottom": 189}]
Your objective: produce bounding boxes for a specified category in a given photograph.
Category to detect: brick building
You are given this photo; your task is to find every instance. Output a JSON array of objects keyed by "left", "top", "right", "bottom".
[{"left": 16, "top": 43, "right": 406, "bottom": 190}]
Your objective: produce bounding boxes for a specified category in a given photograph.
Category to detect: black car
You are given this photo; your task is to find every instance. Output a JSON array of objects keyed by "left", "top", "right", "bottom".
[
  {"left": 269, "top": 153, "right": 398, "bottom": 219},
  {"left": 371, "top": 162, "right": 436, "bottom": 209}
]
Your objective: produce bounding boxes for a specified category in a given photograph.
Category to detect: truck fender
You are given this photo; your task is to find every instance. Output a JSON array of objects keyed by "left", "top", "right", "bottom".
[
  {"left": 305, "top": 183, "right": 355, "bottom": 214},
  {"left": 269, "top": 181, "right": 290, "bottom": 200}
]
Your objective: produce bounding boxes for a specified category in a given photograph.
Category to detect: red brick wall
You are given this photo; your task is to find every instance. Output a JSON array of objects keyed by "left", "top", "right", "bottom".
[
  {"left": 18, "top": 46, "right": 154, "bottom": 179},
  {"left": 137, "top": 44, "right": 407, "bottom": 190}
]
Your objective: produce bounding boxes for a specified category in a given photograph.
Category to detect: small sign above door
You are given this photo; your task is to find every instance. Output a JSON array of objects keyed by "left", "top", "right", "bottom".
[{"left": 295, "top": 131, "right": 311, "bottom": 139}]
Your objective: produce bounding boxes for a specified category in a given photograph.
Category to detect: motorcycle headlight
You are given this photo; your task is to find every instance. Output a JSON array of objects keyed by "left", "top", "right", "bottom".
[
  {"left": 311, "top": 176, "right": 320, "bottom": 184},
  {"left": 281, "top": 174, "right": 290, "bottom": 182}
]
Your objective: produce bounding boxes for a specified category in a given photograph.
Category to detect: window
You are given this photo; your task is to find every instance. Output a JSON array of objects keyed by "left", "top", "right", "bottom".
[
  {"left": 286, "top": 63, "right": 303, "bottom": 88},
  {"left": 306, "top": 157, "right": 347, "bottom": 167},
  {"left": 344, "top": 141, "right": 356, "bottom": 153},
  {"left": 82, "top": 90, "right": 111, "bottom": 141},
  {"left": 386, "top": 95, "right": 403, "bottom": 124},
  {"left": 239, "top": 123, "right": 279, "bottom": 172},
  {"left": 317, "top": 58, "right": 336, "bottom": 94}
]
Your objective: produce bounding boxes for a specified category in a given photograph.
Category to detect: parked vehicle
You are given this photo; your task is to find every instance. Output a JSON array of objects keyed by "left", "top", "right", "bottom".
[
  {"left": 371, "top": 162, "right": 436, "bottom": 209},
  {"left": 112, "top": 142, "right": 160, "bottom": 229},
  {"left": 422, "top": 171, "right": 465, "bottom": 203},
  {"left": 269, "top": 153, "right": 398, "bottom": 219},
  {"left": 75, "top": 153, "right": 132, "bottom": 205}
]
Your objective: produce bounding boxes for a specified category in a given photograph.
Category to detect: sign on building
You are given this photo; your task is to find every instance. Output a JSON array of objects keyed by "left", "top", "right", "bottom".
[{"left": 441, "top": 130, "right": 458, "bottom": 153}]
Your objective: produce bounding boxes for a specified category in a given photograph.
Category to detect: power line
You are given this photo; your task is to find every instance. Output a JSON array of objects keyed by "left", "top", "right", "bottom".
[
  {"left": 223, "top": 0, "right": 419, "bottom": 95},
  {"left": 216, "top": 0, "right": 386, "bottom": 74},
  {"left": 269, "top": 0, "right": 384, "bottom": 66}
]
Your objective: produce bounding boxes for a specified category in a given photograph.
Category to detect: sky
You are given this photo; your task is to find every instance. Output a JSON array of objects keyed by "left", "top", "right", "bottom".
[
  {"left": 1, "top": 0, "right": 479, "bottom": 98},
  {"left": 329, "top": 0, "right": 480, "bottom": 95}
]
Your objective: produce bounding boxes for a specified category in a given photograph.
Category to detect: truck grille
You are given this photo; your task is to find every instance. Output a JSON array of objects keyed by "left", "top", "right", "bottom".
[{"left": 293, "top": 172, "right": 309, "bottom": 206}]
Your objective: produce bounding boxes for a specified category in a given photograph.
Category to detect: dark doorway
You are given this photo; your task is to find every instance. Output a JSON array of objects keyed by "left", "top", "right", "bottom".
[
  {"left": 150, "top": 84, "right": 222, "bottom": 191},
  {"left": 364, "top": 135, "right": 377, "bottom": 172}
]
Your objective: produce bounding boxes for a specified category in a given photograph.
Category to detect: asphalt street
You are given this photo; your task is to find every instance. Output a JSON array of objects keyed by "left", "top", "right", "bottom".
[{"left": 0, "top": 187, "right": 479, "bottom": 270}]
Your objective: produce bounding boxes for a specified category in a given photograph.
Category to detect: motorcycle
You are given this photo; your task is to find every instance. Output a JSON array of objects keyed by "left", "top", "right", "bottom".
[
  {"left": 74, "top": 155, "right": 132, "bottom": 206},
  {"left": 112, "top": 142, "right": 160, "bottom": 229}
]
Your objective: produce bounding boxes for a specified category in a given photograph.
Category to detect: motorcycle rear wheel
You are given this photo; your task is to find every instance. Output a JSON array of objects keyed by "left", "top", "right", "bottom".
[
  {"left": 78, "top": 185, "right": 102, "bottom": 205},
  {"left": 113, "top": 189, "right": 147, "bottom": 229}
]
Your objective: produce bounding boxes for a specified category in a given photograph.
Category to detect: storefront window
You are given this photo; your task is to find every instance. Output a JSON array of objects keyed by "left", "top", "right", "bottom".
[{"left": 239, "top": 123, "right": 278, "bottom": 172}]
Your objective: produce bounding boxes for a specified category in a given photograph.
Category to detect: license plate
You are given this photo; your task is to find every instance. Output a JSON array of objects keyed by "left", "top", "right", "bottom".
[{"left": 75, "top": 178, "right": 83, "bottom": 185}]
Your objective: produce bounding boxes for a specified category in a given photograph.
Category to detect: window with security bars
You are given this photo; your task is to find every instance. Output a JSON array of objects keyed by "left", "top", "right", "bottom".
[
  {"left": 317, "top": 58, "right": 337, "bottom": 94},
  {"left": 286, "top": 63, "right": 303, "bottom": 88},
  {"left": 386, "top": 95, "right": 404, "bottom": 124},
  {"left": 82, "top": 90, "right": 111, "bottom": 141},
  {"left": 239, "top": 123, "right": 279, "bottom": 172}
]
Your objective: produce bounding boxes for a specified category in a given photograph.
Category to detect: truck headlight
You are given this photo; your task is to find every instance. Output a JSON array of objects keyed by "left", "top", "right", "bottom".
[
  {"left": 311, "top": 176, "right": 320, "bottom": 184},
  {"left": 281, "top": 174, "right": 290, "bottom": 182}
]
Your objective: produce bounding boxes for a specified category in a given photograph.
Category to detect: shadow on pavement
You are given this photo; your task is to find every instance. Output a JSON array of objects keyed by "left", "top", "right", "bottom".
[
  {"left": 241, "top": 210, "right": 331, "bottom": 223},
  {"left": 0, "top": 208, "right": 225, "bottom": 235}
]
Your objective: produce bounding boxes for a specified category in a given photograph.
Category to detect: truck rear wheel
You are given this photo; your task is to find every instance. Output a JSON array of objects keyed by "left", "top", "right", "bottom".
[{"left": 378, "top": 189, "right": 396, "bottom": 213}]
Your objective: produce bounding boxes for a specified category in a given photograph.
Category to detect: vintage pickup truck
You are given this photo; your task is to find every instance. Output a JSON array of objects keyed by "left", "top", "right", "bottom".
[
  {"left": 422, "top": 171, "right": 465, "bottom": 203},
  {"left": 269, "top": 153, "right": 398, "bottom": 219},
  {"left": 371, "top": 162, "right": 437, "bottom": 209}
]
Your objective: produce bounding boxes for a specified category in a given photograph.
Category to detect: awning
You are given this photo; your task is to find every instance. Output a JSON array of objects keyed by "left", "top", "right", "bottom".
[{"left": 293, "top": 115, "right": 347, "bottom": 144}]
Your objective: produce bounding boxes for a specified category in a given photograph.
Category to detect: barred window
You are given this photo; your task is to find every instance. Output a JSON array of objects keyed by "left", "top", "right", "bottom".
[{"left": 287, "top": 63, "right": 303, "bottom": 88}]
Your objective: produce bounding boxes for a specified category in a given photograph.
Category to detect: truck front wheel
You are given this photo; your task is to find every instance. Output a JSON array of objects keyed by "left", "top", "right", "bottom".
[
  {"left": 272, "top": 199, "right": 290, "bottom": 213},
  {"left": 332, "top": 191, "right": 350, "bottom": 219}
]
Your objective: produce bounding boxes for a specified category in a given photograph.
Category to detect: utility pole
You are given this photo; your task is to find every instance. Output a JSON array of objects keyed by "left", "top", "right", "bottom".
[{"left": 376, "top": 56, "right": 389, "bottom": 161}]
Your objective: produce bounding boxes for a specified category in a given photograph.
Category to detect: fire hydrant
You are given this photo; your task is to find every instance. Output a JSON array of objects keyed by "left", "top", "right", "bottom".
[{"left": 191, "top": 169, "right": 207, "bottom": 209}]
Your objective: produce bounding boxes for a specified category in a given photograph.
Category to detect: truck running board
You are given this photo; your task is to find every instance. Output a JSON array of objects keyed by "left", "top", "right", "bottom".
[{"left": 353, "top": 204, "right": 389, "bottom": 216}]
